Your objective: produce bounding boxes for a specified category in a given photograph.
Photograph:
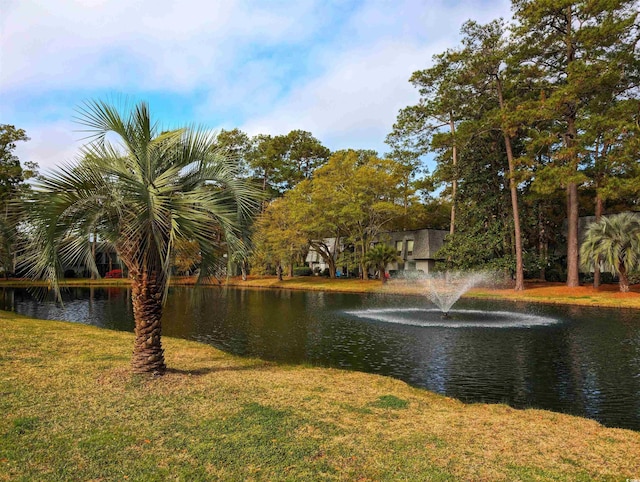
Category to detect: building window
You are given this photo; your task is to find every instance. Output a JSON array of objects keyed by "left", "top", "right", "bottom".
[
  {"left": 396, "top": 240, "right": 403, "bottom": 256},
  {"left": 407, "top": 240, "right": 414, "bottom": 256}
]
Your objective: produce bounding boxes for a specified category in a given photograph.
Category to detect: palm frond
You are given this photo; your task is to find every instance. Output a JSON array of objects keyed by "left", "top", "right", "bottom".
[{"left": 24, "top": 99, "right": 262, "bottom": 304}]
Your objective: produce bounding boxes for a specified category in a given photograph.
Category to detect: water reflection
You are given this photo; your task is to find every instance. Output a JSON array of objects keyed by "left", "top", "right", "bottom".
[{"left": 1, "top": 286, "right": 639, "bottom": 431}]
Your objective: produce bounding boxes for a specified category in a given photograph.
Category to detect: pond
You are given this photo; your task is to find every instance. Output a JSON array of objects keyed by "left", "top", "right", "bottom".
[{"left": 2, "top": 286, "right": 639, "bottom": 431}]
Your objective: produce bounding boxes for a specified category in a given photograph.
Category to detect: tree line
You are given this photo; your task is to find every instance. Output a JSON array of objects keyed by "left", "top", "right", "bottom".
[
  {"left": 2, "top": 0, "right": 639, "bottom": 292},
  {"left": 228, "top": 0, "right": 640, "bottom": 287},
  {"left": 387, "top": 0, "right": 640, "bottom": 289}
]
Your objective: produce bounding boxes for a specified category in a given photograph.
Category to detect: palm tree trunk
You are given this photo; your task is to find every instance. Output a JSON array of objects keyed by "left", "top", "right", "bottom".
[
  {"left": 618, "top": 263, "right": 629, "bottom": 293},
  {"left": 131, "top": 270, "right": 166, "bottom": 374}
]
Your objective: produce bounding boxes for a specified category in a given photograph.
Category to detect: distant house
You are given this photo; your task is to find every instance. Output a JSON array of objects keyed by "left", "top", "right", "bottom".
[
  {"left": 305, "top": 237, "right": 340, "bottom": 273},
  {"left": 380, "top": 229, "right": 448, "bottom": 274},
  {"left": 306, "top": 228, "right": 448, "bottom": 276},
  {"left": 63, "top": 242, "right": 123, "bottom": 278}
]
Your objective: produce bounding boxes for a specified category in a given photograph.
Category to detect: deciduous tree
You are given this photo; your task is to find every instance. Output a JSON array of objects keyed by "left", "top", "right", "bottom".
[{"left": 0, "top": 125, "right": 35, "bottom": 277}]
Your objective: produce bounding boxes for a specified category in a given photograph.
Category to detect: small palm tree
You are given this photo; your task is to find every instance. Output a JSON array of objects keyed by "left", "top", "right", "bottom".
[
  {"left": 364, "top": 243, "right": 400, "bottom": 284},
  {"left": 580, "top": 212, "right": 640, "bottom": 292},
  {"left": 24, "top": 100, "right": 261, "bottom": 374}
]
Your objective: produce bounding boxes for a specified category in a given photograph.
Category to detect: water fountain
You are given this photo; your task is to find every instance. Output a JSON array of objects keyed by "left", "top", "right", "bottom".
[
  {"left": 416, "top": 271, "right": 489, "bottom": 318},
  {"left": 347, "top": 271, "right": 558, "bottom": 328}
]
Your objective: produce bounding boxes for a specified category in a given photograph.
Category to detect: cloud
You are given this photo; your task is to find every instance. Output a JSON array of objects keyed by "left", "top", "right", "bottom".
[
  {"left": 241, "top": 0, "right": 513, "bottom": 153},
  {"left": 12, "top": 120, "right": 83, "bottom": 173},
  {"left": 2, "top": 0, "right": 513, "bottom": 169},
  {"left": 241, "top": 41, "right": 435, "bottom": 151},
  {"left": 0, "top": 0, "right": 326, "bottom": 93}
]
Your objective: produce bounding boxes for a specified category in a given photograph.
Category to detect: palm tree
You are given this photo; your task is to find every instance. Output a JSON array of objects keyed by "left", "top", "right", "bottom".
[
  {"left": 364, "top": 243, "right": 400, "bottom": 284},
  {"left": 580, "top": 212, "right": 640, "bottom": 293},
  {"left": 24, "top": 100, "right": 261, "bottom": 374}
]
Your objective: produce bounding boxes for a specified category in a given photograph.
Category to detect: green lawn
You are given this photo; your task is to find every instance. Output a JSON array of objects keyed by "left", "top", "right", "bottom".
[{"left": 1, "top": 311, "right": 639, "bottom": 481}]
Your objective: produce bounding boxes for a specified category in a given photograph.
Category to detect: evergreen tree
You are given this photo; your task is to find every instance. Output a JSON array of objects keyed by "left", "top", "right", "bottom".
[
  {"left": 387, "top": 48, "right": 471, "bottom": 235},
  {"left": 512, "top": 0, "right": 640, "bottom": 287}
]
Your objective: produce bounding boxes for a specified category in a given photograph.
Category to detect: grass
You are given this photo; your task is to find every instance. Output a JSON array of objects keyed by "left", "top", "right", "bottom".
[
  {"left": 2, "top": 311, "right": 640, "bottom": 481},
  {"left": 466, "top": 282, "right": 640, "bottom": 309},
  {"left": 0, "top": 277, "right": 132, "bottom": 288}
]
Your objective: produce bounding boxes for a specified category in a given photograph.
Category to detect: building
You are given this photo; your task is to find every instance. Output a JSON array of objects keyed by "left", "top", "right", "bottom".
[
  {"left": 63, "top": 242, "right": 123, "bottom": 278},
  {"left": 381, "top": 228, "right": 448, "bottom": 274},
  {"left": 306, "top": 228, "right": 448, "bottom": 276}
]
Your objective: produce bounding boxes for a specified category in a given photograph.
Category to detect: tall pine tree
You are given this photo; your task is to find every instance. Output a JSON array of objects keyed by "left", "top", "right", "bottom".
[{"left": 512, "top": 0, "right": 639, "bottom": 287}]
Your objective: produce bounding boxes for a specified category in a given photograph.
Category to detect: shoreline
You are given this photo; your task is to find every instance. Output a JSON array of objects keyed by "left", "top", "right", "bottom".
[{"left": 2, "top": 276, "right": 639, "bottom": 309}]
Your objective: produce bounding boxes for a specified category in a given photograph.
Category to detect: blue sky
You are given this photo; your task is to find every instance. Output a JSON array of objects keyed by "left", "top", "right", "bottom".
[{"left": 1, "top": 0, "right": 511, "bottom": 172}]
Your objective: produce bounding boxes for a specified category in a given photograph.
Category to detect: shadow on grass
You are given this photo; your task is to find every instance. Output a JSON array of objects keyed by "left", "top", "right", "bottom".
[{"left": 166, "top": 362, "right": 273, "bottom": 377}]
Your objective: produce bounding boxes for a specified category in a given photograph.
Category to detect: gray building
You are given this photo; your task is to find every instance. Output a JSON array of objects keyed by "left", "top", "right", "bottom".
[
  {"left": 306, "top": 228, "right": 448, "bottom": 275},
  {"left": 380, "top": 229, "right": 448, "bottom": 274}
]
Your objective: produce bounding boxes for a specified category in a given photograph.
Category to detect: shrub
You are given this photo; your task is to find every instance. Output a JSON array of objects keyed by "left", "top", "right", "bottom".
[
  {"left": 293, "top": 266, "right": 313, "bottom": 276},
  {"left": 321, "top": 268, "right": 330, "bottom": 277},
  {"left": 544, "top": 268, "right": 564, "bottom": 282}
]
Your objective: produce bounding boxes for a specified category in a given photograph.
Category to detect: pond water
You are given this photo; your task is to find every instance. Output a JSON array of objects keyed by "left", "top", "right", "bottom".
[{"left": 2, "top": 286, "right": 639, "bottom": 431}]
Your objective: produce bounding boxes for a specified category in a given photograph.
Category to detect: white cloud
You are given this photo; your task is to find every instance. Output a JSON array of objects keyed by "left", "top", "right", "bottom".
[
  {"left": 241, "top": 0, "right": 512, "bottom": 152},
  {"left": 241, "top": 41, "right": 435, "bottom": 150},
  {"left": 13, "top": 120, "right": 83, "bottom": 173},
  {"left": 0, "top": 0, "right": 324, "bottom": 93},
  {"left": 3, "top": 0, "right": 513, "bottom": 168}
]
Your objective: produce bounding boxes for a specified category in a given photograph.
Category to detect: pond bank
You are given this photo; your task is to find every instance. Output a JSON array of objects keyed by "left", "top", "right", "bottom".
[
  {"left": 1, "top": 310, "right": 639, "bottom": 480},
  {"left": 223, "top": 276, "right": 640, "bottom": 310},
  {"left": 2, "top": 276, "right": 639, "bottom": 309}
]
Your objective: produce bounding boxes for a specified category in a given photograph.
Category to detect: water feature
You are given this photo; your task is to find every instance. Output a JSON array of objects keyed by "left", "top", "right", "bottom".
[
  {"left": 1, "top": 286, "right": 639, "bottom": 431},
  {"left": 345, "top": 307, "right": 559, "bottom": 328},
  {"left": 396, "top": 270, "right": 493, "bottom": 317}
]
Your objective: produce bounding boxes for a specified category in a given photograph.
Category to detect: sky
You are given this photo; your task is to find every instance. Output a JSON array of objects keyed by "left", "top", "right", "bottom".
[{"left": 1, "top": 0, "right": 512, "bottom": 173}]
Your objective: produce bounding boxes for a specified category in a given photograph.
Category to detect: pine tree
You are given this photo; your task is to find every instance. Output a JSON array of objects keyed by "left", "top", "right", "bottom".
[{"left": 512, "top": 0, "right": 640, "bottom": 287}]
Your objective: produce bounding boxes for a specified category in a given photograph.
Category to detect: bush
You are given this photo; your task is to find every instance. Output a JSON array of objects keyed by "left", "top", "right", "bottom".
[
  {"left": 321, "top": 268, "right": 330, "bottom": 277},
  {"left": 544, "top": 268, "right": 564, "bottom": 282},
  {"left": 313, "top": 267, "right": 321, "bottom": 275},
  {"left": 293, "top": 266, "right": 313, "bottom": 276}
]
